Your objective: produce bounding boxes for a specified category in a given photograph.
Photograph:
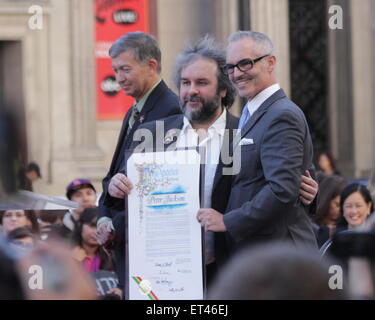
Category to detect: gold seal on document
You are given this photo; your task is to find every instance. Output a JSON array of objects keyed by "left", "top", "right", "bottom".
[{"left": 139, "top": 279, "right": 152, "bottom": 295}]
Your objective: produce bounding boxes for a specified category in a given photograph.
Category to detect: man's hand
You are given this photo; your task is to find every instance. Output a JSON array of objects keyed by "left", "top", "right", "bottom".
[
  {"left": 300, "top": 170, "right": 318, "bottom": 205},
  {"left": 106, "top": 287, "right": 123, "bottom": 300},
  {"left": 197, "top": 208, "right": 227, "bottom": 232},
  {"left": 96, "top": 220, "right": 114, "bottom": 246},
  {"left": 108, "top": 173, "right": 133, "bottom": 199}
]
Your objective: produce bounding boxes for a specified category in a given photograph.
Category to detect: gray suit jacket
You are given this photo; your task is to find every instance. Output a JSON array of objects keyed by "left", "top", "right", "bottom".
[{"left": 223, "top": 89, "right": 317, "bottom": 251}]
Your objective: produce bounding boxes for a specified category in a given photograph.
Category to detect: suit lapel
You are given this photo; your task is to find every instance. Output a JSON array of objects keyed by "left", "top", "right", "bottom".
[
  {"left": 137, "top": 80, "right": 168, "bottom": 123},
  {"left": 160, "top": 115, "right": 184, "bottom": 151},
  {"left": 109, "top": 109, "right": 133, "bottom": 174},
  {"left": 233, "top": 89, "right": 286, "bottom": 150},
  {"left": 212, "top": 112, "right": 239, "bottom": 192},
  {"left": 124, "top": 80, "right": 168, "bottom": 149}
]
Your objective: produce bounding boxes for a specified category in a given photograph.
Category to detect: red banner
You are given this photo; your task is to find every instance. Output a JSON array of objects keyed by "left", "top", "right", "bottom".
[{"left": 95, "top": 0, "right": 149, "bottom": 120}]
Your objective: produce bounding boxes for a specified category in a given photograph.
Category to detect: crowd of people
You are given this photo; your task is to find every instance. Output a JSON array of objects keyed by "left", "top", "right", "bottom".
[
  {"left": 1, "top": 30, "right": 375, "bottom": 300},
  {"left": 0, "top": 178, "right": 120, "bottom": 299}
]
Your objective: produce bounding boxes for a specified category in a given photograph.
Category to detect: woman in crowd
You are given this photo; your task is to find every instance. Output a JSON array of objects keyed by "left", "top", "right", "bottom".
[
  {"left": 71, "top": 207, "right": 114, "bottom": 273},
  {"left": 336, "top": 183, "right": 374, "bottom": 232},
  {"left": 316, "top": 151, "right": 341, "bottom": 182},
  {"left": 314, "top": 175, "right": 347, "bottom": 247},
  {"left": 0, "top": 210, "right": 39, "bottom": 236}
]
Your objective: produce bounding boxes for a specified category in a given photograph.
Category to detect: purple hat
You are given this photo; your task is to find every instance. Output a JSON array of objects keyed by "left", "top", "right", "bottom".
[{"left": 66, "top": 178, "right": 96, "bottom": 200}]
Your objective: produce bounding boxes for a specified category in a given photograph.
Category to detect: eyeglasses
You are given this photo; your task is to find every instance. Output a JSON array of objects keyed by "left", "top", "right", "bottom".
[{"left": 224, "top": 54, "right": 270, "bottom": 75}]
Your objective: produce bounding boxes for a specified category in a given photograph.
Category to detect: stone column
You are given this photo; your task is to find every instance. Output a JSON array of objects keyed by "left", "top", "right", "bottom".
[
  {"left": 250, "top": 0, "right": 291, "bottom": 96},
  {"left": 63, "top": 0, "right": 105, "bottom": 185},
  {"left": 69, "top": 0, "right": 103, "bottom": 160},
  {"left": 157, "top": 0, "right": 215, "bottom": 92},
  {"left": 213, "top": 0, "right": 239, "bottom": 44},
  {"left": 327, "top": 0, "right": 355, "bottom": 178},
  {"left": 49, "top": 0, "right": 105, "bottom": 193},
  {"left": 213, "top": 0, "right": 242, "bottom": 116},
  {"left": 350, "top": 0, "right": 375, "bottom": 178}
]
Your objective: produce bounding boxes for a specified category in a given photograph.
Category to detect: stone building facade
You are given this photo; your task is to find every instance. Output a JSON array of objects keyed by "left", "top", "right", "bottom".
[{"left": 0, "top": 0, "right": 374, "bottom": 195}]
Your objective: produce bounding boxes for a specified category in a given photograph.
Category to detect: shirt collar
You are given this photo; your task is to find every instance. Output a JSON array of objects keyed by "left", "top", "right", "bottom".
[
  {"left": 181, "top": 108, "right": 227, "bottom": 136},
  {"left": 208, "top": 108, "right": 226, "bottom": 136},
  {"left": 134, "top": 78, "right": 162, "bottom": 113},
  {"left": 246, "top": 83, "right": 280, "bottom": 116}
]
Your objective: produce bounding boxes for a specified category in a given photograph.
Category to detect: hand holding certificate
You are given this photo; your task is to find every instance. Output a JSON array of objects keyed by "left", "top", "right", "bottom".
[{"left": 126, "top": 149, "right": 204, "bottom": 300}]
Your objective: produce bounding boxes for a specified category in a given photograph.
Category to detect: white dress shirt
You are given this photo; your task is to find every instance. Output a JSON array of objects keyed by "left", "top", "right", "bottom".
[
  {"left": 176, "top": 109, "right": 227, "bottom": 264},
  {"left": 244, "top": 83, "right": 281, "bottom": 118},
  {"left": 176, "top": 109, "right": 227, "bottom": 208}
]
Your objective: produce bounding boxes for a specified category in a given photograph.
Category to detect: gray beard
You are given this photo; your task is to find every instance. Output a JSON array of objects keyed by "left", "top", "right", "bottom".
[{"left": 181, "top": 95, "right": 221, "bottom": 124}]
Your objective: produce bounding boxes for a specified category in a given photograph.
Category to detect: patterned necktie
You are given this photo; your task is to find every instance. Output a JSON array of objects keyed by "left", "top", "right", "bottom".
[
  {"left": 238, "top": 105, "right": 250, "bottom": 130},
  {"left": 126, "top": 104, "right": 140, "bottom": 136}
]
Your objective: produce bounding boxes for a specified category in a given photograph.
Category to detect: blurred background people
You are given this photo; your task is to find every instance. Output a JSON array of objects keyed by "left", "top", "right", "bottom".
[
  {"left": 71, "top": 207, "right": 115, "bottom": 273},
  {"left": 25, "top": 162, "right": 42, "bottom": 193},
  {"left": 7, "top": 226, "right": 36, "bottom": 256},
  {"left": 0, "top": 233, "right": 25, "bottom": 299},
  {"left": 0, "top": 231, "right": 98, "bottom": 300},
  {"left": 36, "top": 210, "right": 65, "bottom": 241},
  {"left": 209, "top": 241, "right": 348, "bottom": 300},
  {"left": 16, "top": 240, "right": 98, "bottom": 300},
  {"left": 18, "top": 162, "right": 42, "bottom": 192},
  {"left": 324, "top": 214, "right": 375, "bottom": 300},
  {"left": 59, "top": 178, "right": 97, "bottom": 239},
  {"left": 8, "top": 227, "right": 35, "bottom": 247},
  {"left": 71, "top": 207, "right": 120, "bottom": 299},
  {"left": 336, "top": 183, "right": 374, "bottom": 232},
  {"left": 0, "top": 210, "right": 39, "bottom": 237},
  {"left": 314, "top": 175, "right": 347, "bottom": 247},
  {"left": 316, "top": 151, "right": 341, "bottom": 182}
]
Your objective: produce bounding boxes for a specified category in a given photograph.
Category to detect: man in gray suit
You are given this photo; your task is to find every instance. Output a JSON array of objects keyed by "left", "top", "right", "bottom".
[{"left": 197, "top": 31, "right": 318, "bottom": 252}]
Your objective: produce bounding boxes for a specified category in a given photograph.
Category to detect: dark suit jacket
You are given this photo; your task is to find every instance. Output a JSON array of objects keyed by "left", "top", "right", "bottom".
[
  {"left": 104, "top": 110, "right": 239, "bottom": 260},
  {"left": 99, "top": 80, "right": 181, "bottom": 227},
  {"left": 223, "top": 89, "right": 318, "bottom": 253}
]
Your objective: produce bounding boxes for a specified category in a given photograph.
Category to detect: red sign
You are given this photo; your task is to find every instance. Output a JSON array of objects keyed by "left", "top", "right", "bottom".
[{"left": 95, "top": 0, "right": 149, "bottom": 120}]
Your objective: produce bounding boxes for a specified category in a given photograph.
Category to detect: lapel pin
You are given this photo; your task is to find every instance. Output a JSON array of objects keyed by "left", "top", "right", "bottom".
[{"left": 164, "top": 129, "right": 177, "bottom": 144}]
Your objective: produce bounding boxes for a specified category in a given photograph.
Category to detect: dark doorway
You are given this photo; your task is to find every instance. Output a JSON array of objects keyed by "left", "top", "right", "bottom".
[
  {"left": 0, "top": 41, "right": 28, "bottom": 181},
  {"left": 289, "top": 0, "right": 329, "bottom": 155}
]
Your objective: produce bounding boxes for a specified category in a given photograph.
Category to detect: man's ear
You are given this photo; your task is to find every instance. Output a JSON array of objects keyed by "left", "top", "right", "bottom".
[
  {"left": 267, "top": 55, "right": 276, "bottom": 73},
  {"left": 148, "top": 58, "right": 158, "bottom": 73}
]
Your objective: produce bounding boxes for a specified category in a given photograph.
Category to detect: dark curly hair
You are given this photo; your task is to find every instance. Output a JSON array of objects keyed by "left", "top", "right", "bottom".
[
  {"left": 173, "top": 34, "right": 236, "bottom": 108},
  {"left": 72, "top": 207, "right": 114, "bottom": 271}
]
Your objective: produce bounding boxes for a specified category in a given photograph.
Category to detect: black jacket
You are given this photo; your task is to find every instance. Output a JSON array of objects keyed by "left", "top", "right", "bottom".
[
  {"left": 99, "top": 80, "right": 181, "bottom": 223},
  {"left": 104, "top": 110, "right": 239, "bottom": 266}
]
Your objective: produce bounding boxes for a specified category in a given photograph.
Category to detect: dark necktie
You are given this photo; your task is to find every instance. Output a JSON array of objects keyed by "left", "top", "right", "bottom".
[{"left": 126, "top": 104, "right": 140, "bottom": 136}]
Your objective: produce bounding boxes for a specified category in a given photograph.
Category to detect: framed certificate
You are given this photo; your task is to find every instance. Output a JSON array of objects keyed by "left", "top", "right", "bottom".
[{"left": 125, "top": 149, "right": 204, "bottom": 300}]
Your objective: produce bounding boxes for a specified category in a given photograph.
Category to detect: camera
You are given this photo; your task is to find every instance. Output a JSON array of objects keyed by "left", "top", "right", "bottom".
[{"left": 329, "top": 231, "right": 375, "bottom": 260}]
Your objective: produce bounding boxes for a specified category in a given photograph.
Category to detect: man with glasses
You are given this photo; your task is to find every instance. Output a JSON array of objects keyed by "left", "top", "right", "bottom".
[
  {"left": 106, "top": 35, "right": 318, "bottom": 286},
  {"left": 197, "top": 31, "right": 318, "bottom": 253}
]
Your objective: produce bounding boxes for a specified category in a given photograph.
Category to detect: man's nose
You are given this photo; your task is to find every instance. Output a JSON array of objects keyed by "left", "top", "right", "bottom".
[
  {"left": 81, "top": 195, "right": 92, "bottom": 203},
  {"left": 188, "top": 84, "right": 199, "bottom": 95},
  {"left": 116, "top": 71, "right": 126, "bottom": 83}
]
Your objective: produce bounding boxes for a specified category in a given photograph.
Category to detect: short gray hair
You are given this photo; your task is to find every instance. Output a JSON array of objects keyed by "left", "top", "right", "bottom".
[
  {"left": 173, "top": 35, "right": 236, "bottom": 108},
  {"left": 109, "top": 31, "right": 162, "bottom": 73},
  {"left": 228, "top": 31, "right": 275, "bottom": 56}
]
